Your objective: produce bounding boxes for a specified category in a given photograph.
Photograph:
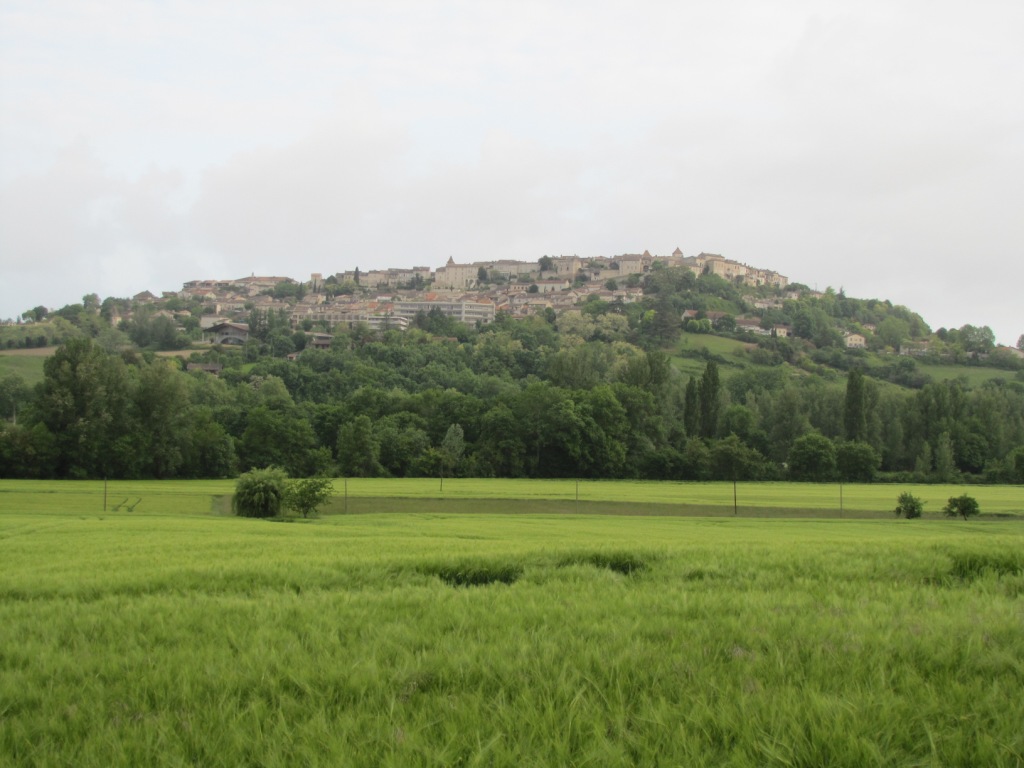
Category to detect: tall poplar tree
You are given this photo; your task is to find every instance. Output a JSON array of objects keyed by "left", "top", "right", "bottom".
[
  {"left": 698, "top": 361, "right": 721, "bottom": 439},
  {"left": 844, "top": 368, "right": 867, "bottom": 442},
  {"left": 684, "top": 376, "right": 700, "bottom": 437}
]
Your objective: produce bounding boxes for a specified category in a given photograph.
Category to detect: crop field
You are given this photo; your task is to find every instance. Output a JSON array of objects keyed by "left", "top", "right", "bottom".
[{"left": 2, "top": 481, "right": 1023, "bottom": 766}]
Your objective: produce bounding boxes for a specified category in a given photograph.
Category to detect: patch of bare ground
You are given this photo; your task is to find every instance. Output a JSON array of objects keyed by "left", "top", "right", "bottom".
[{"left": 0, "top": 346, "right": 58, "bottom": 357}]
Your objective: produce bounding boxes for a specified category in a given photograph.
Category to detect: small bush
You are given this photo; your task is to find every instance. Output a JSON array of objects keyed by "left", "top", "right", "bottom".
[
  {"left": 893, "top": 492, "right": 924, "bottom": 519},
  {"left": 285, "top": 476, "right": 334, "bottom": 518},
  {"left": 232, "top": 467, "right": 288, "bottom": 518}
]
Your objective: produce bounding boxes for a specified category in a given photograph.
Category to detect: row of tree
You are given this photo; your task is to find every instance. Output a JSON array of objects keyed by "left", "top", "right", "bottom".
[{"left": 3, "top": 319, "right": 1023, "bottom": 482}]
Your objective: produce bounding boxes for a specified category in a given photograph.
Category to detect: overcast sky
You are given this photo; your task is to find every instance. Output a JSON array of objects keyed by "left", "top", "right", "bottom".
[{"left": 1, "top": 1, "right": 1022, "bottom": 344}]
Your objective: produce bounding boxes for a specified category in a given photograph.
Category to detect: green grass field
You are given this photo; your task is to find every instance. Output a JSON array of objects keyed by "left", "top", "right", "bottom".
[
  {"left": 673, "top": 332, "right": 755, "bottom": 378},
  {"left": 916, "top": 362, "right": 1019, "bottom": 387},
  {"left": 0, "top": 353, "right": 48, "bottom": 386},
  {"left": 2, "top": 480, "right": 1024, "bottom": 765}
]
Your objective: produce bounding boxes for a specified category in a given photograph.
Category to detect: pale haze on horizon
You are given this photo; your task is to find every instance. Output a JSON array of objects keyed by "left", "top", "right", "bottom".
[{"left": 1, "top": 1, "right": 1022, "bottom": 345}]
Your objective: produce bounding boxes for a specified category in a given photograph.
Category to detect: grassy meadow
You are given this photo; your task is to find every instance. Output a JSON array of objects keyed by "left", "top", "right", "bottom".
[
  {"left": 916, "top": 363, "right": 1019, "bottom": 387},
  {"left": 0, "top": 350, "right": 49, "bottom": 386},
  {"left": 2, "top": 480, "right": 1024, "bottom": 766}
]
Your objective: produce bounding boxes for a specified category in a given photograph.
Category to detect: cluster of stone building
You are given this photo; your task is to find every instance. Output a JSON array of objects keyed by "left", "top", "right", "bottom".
[
  {"left": 136, "top": 249, "right": 791, "bottom": 343},
  {"left": 419, "top": 249, "right": 787, "bottom": 292}
]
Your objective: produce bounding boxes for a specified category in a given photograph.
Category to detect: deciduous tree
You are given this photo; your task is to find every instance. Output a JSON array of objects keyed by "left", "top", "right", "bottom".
[
  {"left": 787, "top": 432, "right": 837, "bottom": 481},
  {"left": 893, "top": 492, "right": 923, "bottom": 519},
  {"left": 285, "top": 476, "right": 334, "bottom": 518},
  {"left": 441, "top": 423, "right": 466, "bottom": 479},
  {"left": 337, "top": 415, "right": 384, "bottom": 477},
  {"left": 836, "top": 441, "right": 881, "bottom": 482},
  {"left": 943, "top": 494, "right": 980, "bottom": 520}
]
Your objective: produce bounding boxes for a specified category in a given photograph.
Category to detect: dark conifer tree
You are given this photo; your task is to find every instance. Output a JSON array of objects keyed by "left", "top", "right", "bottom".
[
  {"left": 698, "top": 361, "right": 721, "bottom": 439},
  {"left": 844, "top": 368, "right": 867, "bottom": 442}
]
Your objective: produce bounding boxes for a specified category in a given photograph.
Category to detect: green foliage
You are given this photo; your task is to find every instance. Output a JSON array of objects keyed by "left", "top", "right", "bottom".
[
  {"left": 122, "top": 313, "right": 188, "bottom": 350},
  {"left": 698, "top": 360, "right": 720, "bottom": 439},
  {"left": 894, "top": 492, "right": 924, "bottom": 519},
  {"left": 836, "top": 441, "right": 881, "bottom": 483},
  {"left": 787, "top": 433, "right": 837, "bottom": 481},
  {"left": 683, "top": 376, "right": 699, "bottom": 437},
  {"left": 4, "top": 286, "right": 1024, "bottom": 486},
  {"left": 943, "top": 493, "right": 980, "bottom": 520},
  {"left": 337, "top": 415, "right": 384, "bottom": 477},
  {"left": 1004, "top": 446, "right": 1024, "bottom": 483},
  {"left": 232, "top": 466, "right": 287, "bottom": 518},
  {"left": 0, "top": 373, "right": 31, "bottom": 421},
  {"left": 35, "top": 337, "right": 136, "bottom": 478},
  {"left": 843, "top": 368, "right": 867, "bottom": 441},
  {"left": 441, "top": 423, "right": 466, "bottom": 478},
  {"left": 285, "top": 476, "right": 334, "bottom": 518},
  {"left": 711, "top": 434, "right": 766, "bottom": 480}
]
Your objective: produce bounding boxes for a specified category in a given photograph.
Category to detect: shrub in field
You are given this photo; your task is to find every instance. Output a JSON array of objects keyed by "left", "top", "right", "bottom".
[
  {"left": 232, "top": 467, "right": 288, "bottom": 518},
  {"left": 893, "top": 492, "right": 924, "bottom": 519},
  {"left": 943, "top": 494, "right": 980, "bottom": 520},
  {"left": 285, "top": 476, "right": 334, "bottom": 518}
]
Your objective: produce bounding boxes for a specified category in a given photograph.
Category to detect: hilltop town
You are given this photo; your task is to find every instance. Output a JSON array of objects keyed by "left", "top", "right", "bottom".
[
  {"left": 152, "top": 249, "right": 789, "bottom": 341},
  {"left": 7, "top": 244, "right": 1024, "bottom": 367}
]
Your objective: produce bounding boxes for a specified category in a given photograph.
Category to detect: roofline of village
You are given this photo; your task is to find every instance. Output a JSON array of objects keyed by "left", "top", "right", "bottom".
[{"left": 38, "top": 249, "right": 796, "bottom": 336}]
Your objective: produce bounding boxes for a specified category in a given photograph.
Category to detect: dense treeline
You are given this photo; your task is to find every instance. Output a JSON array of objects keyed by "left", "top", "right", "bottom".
[{"left": 3, "top": 311, "right": 1024, "bottom": 482}]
